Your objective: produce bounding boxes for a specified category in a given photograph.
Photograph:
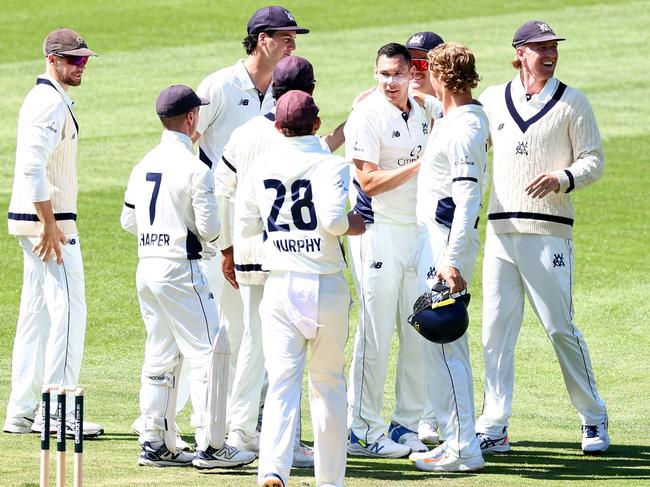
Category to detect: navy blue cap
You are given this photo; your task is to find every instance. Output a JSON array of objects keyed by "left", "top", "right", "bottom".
[
  {"left": 273, "top": 56, "right": 315, "bottom": 92},
  {"left": 247, "top": 6, "right": 309, "bottom": 36},
  {"left": 405, "top": 31, "right": 444, "bottom": 52},
  {"left": 275, "top": 90, "right": 319, "bottom": 133},
  {"left": 512, "top": 20, "right": 565, "bottom": 47},
  {"left": 156, "top": 85, "right": 208, "bottom": 118}
]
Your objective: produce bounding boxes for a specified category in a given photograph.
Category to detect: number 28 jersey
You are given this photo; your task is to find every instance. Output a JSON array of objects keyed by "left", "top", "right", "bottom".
[
  {"left": 238, "top": 135, "right": 350, "bottom": 275},
  {"left": 121, "top": 130, "right": 220, "bottom": 260}
]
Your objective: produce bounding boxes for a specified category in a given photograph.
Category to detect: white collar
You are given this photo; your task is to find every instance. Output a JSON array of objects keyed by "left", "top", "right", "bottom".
[
  {"left": 511, "top": 74, "right": 559, "bottom": 107},
  {"left": 161, "top": 129, "right": 193, "bottom": 150}
]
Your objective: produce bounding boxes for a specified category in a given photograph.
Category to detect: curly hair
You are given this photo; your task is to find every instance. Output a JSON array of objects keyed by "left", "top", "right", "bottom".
[{"left": 427, "top": 42, "right": 480, "bottom": 94}]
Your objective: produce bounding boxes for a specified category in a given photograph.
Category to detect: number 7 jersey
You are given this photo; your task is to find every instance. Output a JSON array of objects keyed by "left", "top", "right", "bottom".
[
  {"left": 120, "top": 130, "right": 220, "bottom": 260},
  {"left": 237, "top": 135, "right": 350, "bottom": 275}
]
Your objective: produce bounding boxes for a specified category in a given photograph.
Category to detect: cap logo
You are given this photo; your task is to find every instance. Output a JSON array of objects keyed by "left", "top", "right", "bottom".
[
  {"left": 284, "top": 10, "right": 295, "bottom": 22},
  {"left": 409, "top": 34, "right": 424, "bottom": 45},
  {"left": 536, "top": 22, "right": 551, "bottom": 33}
]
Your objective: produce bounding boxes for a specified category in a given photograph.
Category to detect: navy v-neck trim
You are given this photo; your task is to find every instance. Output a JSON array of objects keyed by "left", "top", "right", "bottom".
[
  {"left": 505, "top": 80, "right": 566, "bottom": 133},
  {"left": 36, "top": 78, "right": 79, "bottom": 133}
]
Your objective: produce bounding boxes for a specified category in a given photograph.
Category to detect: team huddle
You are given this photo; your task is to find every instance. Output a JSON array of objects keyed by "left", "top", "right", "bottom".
[{"left": 5, "top": 5, "right": 610, "bottom": 487}]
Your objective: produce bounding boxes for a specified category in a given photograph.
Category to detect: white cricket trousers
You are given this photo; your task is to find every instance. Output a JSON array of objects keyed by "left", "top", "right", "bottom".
[
  {"left": 476, "top": 233, "right": 608, "bottom": 436},
  {"left": 349, "top": 222, "right": 425, "bottom": 443},
  {"left": 415, "top": 223, "right": 482, "bottom": 457},
  {"left": 258, "top": 271, "right": 349, "bottom": 487},
  {"left": 6, "top": 235, "right": 86, "bottom": 418},
  {"left": 228, "top": 282, "right": 266, "bottom": 441},
  {"left": 137, "top": 258, "right": 229, "bottom": 451}
]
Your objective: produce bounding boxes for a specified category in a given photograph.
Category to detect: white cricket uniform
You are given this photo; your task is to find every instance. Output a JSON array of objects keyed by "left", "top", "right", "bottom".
[
  {"left": 196, "top": 60, "right": 275, "bottom": 397},
  {"left": 415, "top": 102, "right": 489, "bottom": 458},
  {"left": 475, "top": 75, "right": 608, "bottom": 436},
  {"left": 345, "top": 89, "right": 429, "bottom": 443},
  {"left": 238, "top": 135, "right": 350, "bottom": 487},
  {"left": 121, "top": 130, "right": 229, "bottom": 452},
  {"left": 6, "top": 75, "right": 86, "bottom": 419}
]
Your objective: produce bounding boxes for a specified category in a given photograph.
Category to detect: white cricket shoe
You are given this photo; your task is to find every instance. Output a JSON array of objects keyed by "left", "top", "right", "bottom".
[
  {"left": 32, "top": 415, "right": 104, "bottom": 439},
  {"left": 138, "top": 441, "right": 194, "bottom": 467},
  {"left": 476, "top": 427, "right": 511, "bottom": 454},
  {"left": 292, "top": 442, "right": 315, "bottom": 468},
  {"left": 411, "top": 442, "right": 485, "bottom": 472},
  {"left": 3, "top": 415, "right": 35, "bottom": 434},
  {"left": 192, "top": 442, "right": 256, "bottom": 469},
  {"left": 131, "top": 417, "right": 192, "bottom": 451},
  {"left": 228, "top": 429, "right": 260, "bottom": 454},
  {"left": 418, "top": 420, "right": 440, "bottom": 445},
  {"left": 348, "top": 431, "right": 411, "bottom": 458},
  {"left": 582, "top": 420, "right": 610, "bottom": 455},
  {"left": 389, "top": 422, "right": 428, "bottom": 453}
]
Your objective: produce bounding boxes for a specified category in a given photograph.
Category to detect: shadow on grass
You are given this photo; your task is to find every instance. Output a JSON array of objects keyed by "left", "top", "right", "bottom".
[{"left": 345, "top": 441, "right": 650, "bottom": 482}]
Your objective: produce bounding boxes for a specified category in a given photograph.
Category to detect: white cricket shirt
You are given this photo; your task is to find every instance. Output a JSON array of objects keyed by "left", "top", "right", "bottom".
[
  {"left": 344, "top": 89, "right": 429, "bottom": 224},
  {"left": 417, "top": 103, "right": 489, "bottom": 269},
  {"left": 238, "top": 135, "right": 349, "bottom": 274},
  {"left": 121, "top": 130, "right": 219, "bottom": 260}
]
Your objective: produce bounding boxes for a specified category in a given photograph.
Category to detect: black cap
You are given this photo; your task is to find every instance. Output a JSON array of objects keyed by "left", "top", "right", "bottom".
[
  {"left": 43, "top": 28, "right": 96, "bottom": 57},
  {"left": 275, "top": 90, "right": 319, "bottom": 133},
  {"left": 512, "top": 20, "right": 565, "bottom": 47},
  {"left": 273, "top": 56, "right": 315, "bottom": 93},
  {"left": 247, "top": 6, "right": 309, "bottom": 36},
  {"left": 156, "top": 85, "right": 209, "bottom": 118},
  {"left": 405, "top": 31, "right": 444, "bottom": 52}
]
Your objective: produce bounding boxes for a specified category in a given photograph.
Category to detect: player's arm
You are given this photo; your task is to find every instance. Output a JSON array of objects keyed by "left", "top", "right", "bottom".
[
  {"left": 354, "top": 158, "right": 420, "bottom": 197},
  {"left": 19, "top": 98, "right": 67, "bottom": 263},
  {"left": 321, "top": 119, "right": 346, "bottom": 152},
  {"left": 213, "top": 139, "right": 239, "bottom": 250},
  {"left": 192, "top": 77, "right": 225, "bottom": 144},
  {"left": 236, "top": 164, "right": 264, "bottom": 238},
  {"left": 191, "top": 166, "right": 220, "bottom": 243},
  {"left": 120, "top": 168, "right": 138, "bottom": 235},
  {"left": 436, "top": 130, "right": 486, "bottom": 293}
]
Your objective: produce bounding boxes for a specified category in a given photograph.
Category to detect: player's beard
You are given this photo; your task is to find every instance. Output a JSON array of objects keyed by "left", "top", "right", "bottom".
[{"left": 55, "top": 63, "right": 83, "bottom": 87}]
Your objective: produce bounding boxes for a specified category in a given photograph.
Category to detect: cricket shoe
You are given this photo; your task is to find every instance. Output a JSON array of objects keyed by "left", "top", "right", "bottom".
[
  {"left": 389, "top": 422, "right": 428, "bottom": 453},
  {"left": 292, "top": 442, "right": 315, "bottom": 468},
  {"left": 132, "top": 417, "right": 192, "bottom": 451},
  {"left": 411, "top": 442, "right": 485, "bottom": 472},
  {"left": 347, "top": 431, "right": 411, "bottom": 458},
  {"left": 32, "top": 415, "right": 104, "bottom": 439},
  {"left": 476, "top": 427, "right": 511, "bottom": 454},
  {"left": 138, "top": 441, "right": 194, "bottom": 467},
  {"left": 192, "top": 443, "right": 256, "bottom": 469},
  {"left": 3, "top": 415, "right": 35, "bottom": 434},
  {"left": 418, "top": 420, "right": 440, "bottom": 445},
  {"left": 582, "top": 420, "right": 610, "bottom": 455}
]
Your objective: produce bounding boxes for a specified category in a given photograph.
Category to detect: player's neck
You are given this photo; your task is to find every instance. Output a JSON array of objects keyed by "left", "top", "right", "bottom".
[
  {"left": 244, "top": 55, "right": 273, "bottom": 94},
  {"left": 519, "top": 70, "right": 549, "bottom": 96},
  {"left": 441, "top": 91, "right": 473, "bottom": 115}
]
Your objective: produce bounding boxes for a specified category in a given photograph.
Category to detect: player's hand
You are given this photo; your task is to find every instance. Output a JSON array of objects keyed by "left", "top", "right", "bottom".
[
  {"left": 525, "top": 173, "right": 560, "bottom": 199},
  {"left": 33, "top": 222, "right": 67, "bottom": 264},
  {"left": 221, "top": 246, "right": 239, "bottom": 289},
  {"left": 345, "top": 212, "right": 366, "bottom": 236},
  {"left": 435, "top": 266, "right": 466, "bottom": 294}
]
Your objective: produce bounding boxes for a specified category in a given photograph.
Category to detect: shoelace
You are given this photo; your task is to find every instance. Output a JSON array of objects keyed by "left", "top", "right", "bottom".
[
  {"left": 583, "top": 425, "right": 599, "bottom": 438},
  {"left": 477, "top": 432, "right": 503, "bottom": 448}
]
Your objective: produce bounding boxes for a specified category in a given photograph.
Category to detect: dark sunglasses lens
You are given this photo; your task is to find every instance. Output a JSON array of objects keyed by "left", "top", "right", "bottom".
[{"left": 67, "top": 56, "right": 88, "bottom": 66}]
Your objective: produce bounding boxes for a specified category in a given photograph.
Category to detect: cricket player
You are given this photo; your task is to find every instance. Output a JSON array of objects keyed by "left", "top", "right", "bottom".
[
  {"left": 408, "top": 42, "right": 487, "bottom": 472},
  {"left": 475, "top": 20, "right": 609, "bottom": 455},
  {"left": 214, "top": 55, "right": 321, "bottom": 467},
  {"left": 4, "top": 28, "right": 103, "bottom": 438},
  {"left": 238, "top": 90, "right": 365, "bottom": 487},
  {"left": 194, "top": 5, "right": 309, "bottom": 424},
  {"left": 405, "top": 30, "right": 444, "bottom": 445},
  {"left": 346, "top": 43, "right": 429, "bottom": 458},
  {"left": 120, "top": 85, "right": 256, "bottom": 468}
]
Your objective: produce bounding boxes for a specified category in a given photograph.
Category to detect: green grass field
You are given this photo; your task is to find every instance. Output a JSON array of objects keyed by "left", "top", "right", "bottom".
[{"left": 1, "top": 1, "right": 649, "bottom": 485}]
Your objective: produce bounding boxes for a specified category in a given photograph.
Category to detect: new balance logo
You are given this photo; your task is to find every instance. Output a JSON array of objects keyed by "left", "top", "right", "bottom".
[
  {"left": 208, "top": 292, "right": 214, "bottom": 299},
  {"left": 553, "top": 253, "right": 565, "bottom": 267},
  {"left": 238, "top": 99, "right": 250, "bottom": 106},
  {"left": 369, "top": 442, "right": 384, "bottom": 454},
  {"left": 369, "top": 261, "right": 383, "bottom": 269},
  {"left": 498, "top": 123, "right": 504, "bottom": 130},
  {"left": 392, "top": 131, "right": 400, "bottom": 138}
]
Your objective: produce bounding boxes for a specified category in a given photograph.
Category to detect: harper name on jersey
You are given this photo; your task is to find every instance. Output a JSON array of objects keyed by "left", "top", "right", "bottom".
[{"left": 139, "top": 232, "right": 171, "bottom": 247}]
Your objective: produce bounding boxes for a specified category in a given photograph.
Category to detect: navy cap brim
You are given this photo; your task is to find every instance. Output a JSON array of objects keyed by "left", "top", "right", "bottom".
[
  {"left": 513, "top": 33, "right": 565, "bottom": 47},
  {"left": 265, "top": 26, "right": 309, "bottom": 34}
]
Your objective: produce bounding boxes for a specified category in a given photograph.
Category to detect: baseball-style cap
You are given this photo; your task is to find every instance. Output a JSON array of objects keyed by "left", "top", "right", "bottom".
[
  {"left": 273, "top": 56, "right": 315, "bottom": 93},
  {"left": 43, "top": 28, "right": 96, "bottom": 56},
  {"left": 512, "top": 20, "right": 565, "bottom": 47},
  {"left": 405, "top": 31, "right": 444, "bottom": 52},
  {"left": 275, "top": 90, "right": 319, "bottom": 133},
  {"left": 156, "top": 85, "right": 209, "bottom": 118},
  {"left": 247, "top": 6, "right": 309, "bottom": 36}
]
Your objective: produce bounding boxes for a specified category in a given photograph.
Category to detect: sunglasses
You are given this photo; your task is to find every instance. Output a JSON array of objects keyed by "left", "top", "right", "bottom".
[
  {"left": 54, "top": 54, "right": 89, "bottom": 66},
  {"left": 411, "top": 59, "right": 429, "bottom": 71}
]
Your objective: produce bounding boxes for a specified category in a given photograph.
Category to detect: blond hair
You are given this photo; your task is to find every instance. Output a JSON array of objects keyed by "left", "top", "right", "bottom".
[{"left": 428, "top": 42, "right": 480, "bottom": 94}]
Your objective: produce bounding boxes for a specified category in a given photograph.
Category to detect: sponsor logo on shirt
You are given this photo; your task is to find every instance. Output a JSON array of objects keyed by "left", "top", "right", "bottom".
[
  {"left": 353, "top": 141, "right": 365, "bottom": 153},
  {"left": 238, "top": 99, "right": 250, "bottom": 106},
  {"left": 369, "top": 261, "right": 383, "bottom": 269},
  {"left": 397, "top": 145, "right": 422, "bottom": 166},
  {"left": 46, "top": 122, "right": 57, "bottom": 133},
  {"left": 392, "top": 130, "right": 401, "bottom": 138},
  {"left": 498, "top": 123, "right": 504, "bottom": 130},
  {"left": 422, "top": 122, "right": 429, "bottom": 135},
  {"left": 455, "top": 157, "right": 475, "bottom": 166}
]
